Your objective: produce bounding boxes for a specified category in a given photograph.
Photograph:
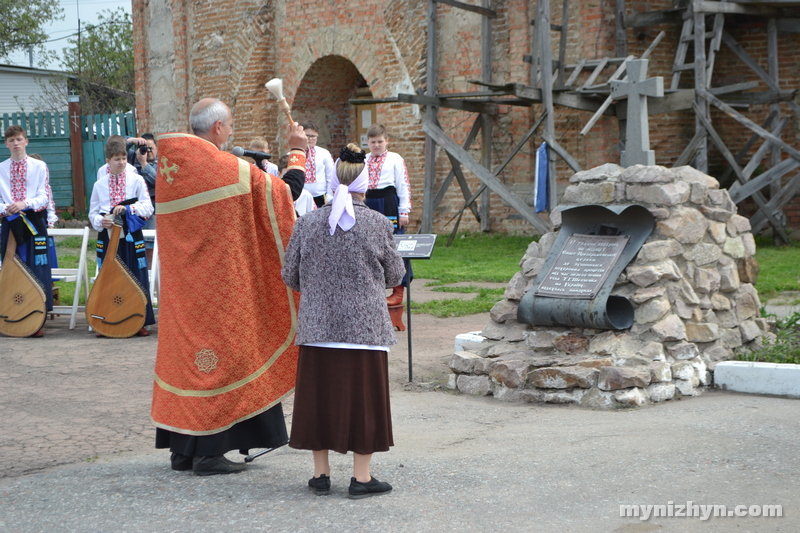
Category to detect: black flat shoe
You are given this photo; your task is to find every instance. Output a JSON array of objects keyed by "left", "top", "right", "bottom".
[
  {"left": 308, "top": 474, "right": 331, "bottom": 495},
  {"left": 170, "top": 452, "right": 192, "bottom": 471},
  {"left": 193, "top": 455, "right": 247, "bottom": 476},
  {"left": 348, "top": 476, "right": 392, "bottom": 499}
]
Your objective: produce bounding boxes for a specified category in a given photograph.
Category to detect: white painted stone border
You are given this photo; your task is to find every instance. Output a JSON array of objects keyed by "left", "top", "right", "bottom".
[
  {"left": 714, "top": 361, "right": 800, "bottom": 398},
  {"left": 454, "top": 331, "right": 487, "bottom": 353}
]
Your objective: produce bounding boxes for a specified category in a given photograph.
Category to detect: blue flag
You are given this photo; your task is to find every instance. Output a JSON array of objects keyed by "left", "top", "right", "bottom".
[{"left": 534, "top": 142, "right": 548, "bottom": 213}]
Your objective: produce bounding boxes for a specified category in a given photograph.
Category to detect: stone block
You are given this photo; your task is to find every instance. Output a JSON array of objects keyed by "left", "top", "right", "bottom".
[
  {"left": 542, "top": 389, "right": 586, "bottom": 404},
  {"left": 656, "top": 207, "right": 709, "bottom": 244},
  {"left": 480, "top": 321, "right": 506, "bottom": 341},
  {"left": 528, "top": 366, "right": 599, "bottom": 389},
  {"left": 632, "top": 286, "right": 666, "bottom": 304},
  {"left": 715, "top": 309, "right": 738, "bottom": 329},
  {"left": 720, "top": 327, "right": 743, "bottom": 349},
  {"left": 626, "top": 260, "right": 682, "bottom": 287},
  {"left": 597, "top": 366, "right": 651, "bottom": 391},
  {"left": 734, "top": 287, "right": 760, "bottom": 321},
  {"left": 710, "top": 293, "right": 732, "bottom": 310},
  {"left": 620, "top": 164, "right": 673, "bottom": 183},
  {"left": 742, "top": 233, "right": 756, "bottom": 257},
  {"left": 737, "top": 256, "right": 760, "bottom": 284},
  {"left": 666, "top": 341, "right": 700, "bottom": 360},
  {"left": 634, "top": 297, "right": 671, "bottom": 324},
  {"left": 727, "top": 214, "right": 751, "bottom": 236},
  {"left": 626, "top": 182, "right": 690, "bottom": 206},
  {"left": 703, "top": 340, "right": 732, "bottom": 362},
  {"left": 449, "top": 351, "right": 489, "bottom": 375},
  {"left": 740, "top": 320, "right": 762, "bottom": 343},
  {"left": 708, "top": 220, "right": 728, "bottom": 244},
  {"left": 490, "top": 299, "right": 519, "bottom": 324},
  {"left": 588, "top": 331, "right": 621, "bottom": 355},
  {"left": 578, "top": 357, "right": 614, "bottom": 368},
  {"left": 690, "top": 182, "right": 708, "bottom": 204},
  {"left": 674, "top": 298, "right": 695, "bottom": 320},
  {"left": 714, "top": 361, "right": 800, "bottom": 397},
  {"left": 683, "top": 243, "right": 722, "bottom": 266},
  {"left": 723, "top": 236, "right": 745, "bottom": 259},
  {"left": 494, "top": 385, "right": 524, "bottom": 402},
  {"left": 488, "top": 359, "right": 531, "bottom": 389},
  {"left": 526, "top": 329, "right": 557, "bottom": 351},
  {"left": 707, "top": 188, "right": 737, "bottom": 212},
  {"left": 647, "top": 382, "right": 676, "bottom": 402},
  {"left": 563, "top": 182, "right": 616, "bottom": 204},
  {"left": 446, "top": 374, "right": 458, "bottom": 390},
  {"left": 642, "top": 342, "right": 666, "bottom": 361},
  {"left": 674, "top": 378, "right": 702, "bottom": 396},
  {"left": 691, "top": 357, "right": 710, "bottom": 385},
  {"left": 615, "top": 387, "right": 648, "bottom": 406},
  {"left": 637, "top": 239, "right": 683, "bottom": 264},
  {"left": 456, "top": 374, "right": 493, "bottom": 396},
  {"left": 504, "top": 272, "right": 528, "bottom": 301},
  {"left": 686, "top": 322, "right": 720, "bottom": 342},
  {"left": 649, "top": 207, "right": 670, "bottom": 220},
  {"left": 552, "top": 333, "right": 590, "bottom": 354},
  {"left": 538, "top": 232, "right": 557, "bottom": 257},
  {"left": 694, "top": 267, "right": 721, "bottom": 294},
  {"left": 700, "top": 205, "right": 733, "bottom": 222},
  {"left": 525, "top": 240, "right": 541, "bottom": 258},
  {"left": 580, "top": 387, "right": 617, "bottom": 409},
  {"left": 649, "top": 361, "right": 673, "bottom": 382},
  {"left": 652, "top": 314, "right": 688, "bottom": 342},
  {"left": 569, "top": 163, "right": 623, "bottom": 183},
  {"left": 521, "top": 256, "right": 545, "bottom": 278},
  {"left": 671, "top": 361, "right": 695, "bottom": 381},
  {"left": 718, "top": 264, "right": 740, "bottom": 293},
  {"left": 672, "top": 165, "right": 720, "bottom": 188}
]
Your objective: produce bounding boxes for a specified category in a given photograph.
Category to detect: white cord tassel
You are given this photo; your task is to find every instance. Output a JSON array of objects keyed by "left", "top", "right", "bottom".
[{"left": 265, "top": 78, "right": 294, "bottom": 124}]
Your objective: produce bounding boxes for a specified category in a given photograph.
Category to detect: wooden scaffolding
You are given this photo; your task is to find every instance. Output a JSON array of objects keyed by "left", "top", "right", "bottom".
[{"left": 352, "top": 0, "right": 800, "bottom": 242}]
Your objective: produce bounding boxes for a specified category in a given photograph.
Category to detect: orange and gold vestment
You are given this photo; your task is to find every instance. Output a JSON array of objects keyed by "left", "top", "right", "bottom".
[{"left": 151, "top": 133, "right": 301, "bottom": 435}]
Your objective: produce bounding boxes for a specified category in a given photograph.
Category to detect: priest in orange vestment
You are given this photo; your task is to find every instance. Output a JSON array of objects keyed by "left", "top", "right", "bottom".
[{"left": 151, "top": 98, "right": 307, "bottom": 475}]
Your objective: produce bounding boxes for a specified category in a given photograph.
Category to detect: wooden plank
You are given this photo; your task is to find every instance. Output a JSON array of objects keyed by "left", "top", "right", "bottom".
[
  {"left": 692, "top": 102, "right": 789, "bottom": 243},
  {"left": 444, "top": 151, "right": 482, "bottom": 221},
  {"left": 421, "top": 0, "right": 438, "bottom": 234},
  {"left": 564, "top": 58, "right": 586, "bottom": 87},
  {"left": 694, "top": 12, "right": 709, "bottom": 172},
  {"left": 672, "top": 18, "right": 694, "bottom": 90},
  {"left": 480, "top": 0, "right": 492, "bottom": 231},
  {"left": 673, "top": 129, "right": 706, "bottom": 167},
  {"left": 557, "top": 0, "right": 570, "bottom": 87},
  {"left": 720, "top": 110, "right": 779, "bottom": 184},
  {"left": 750, "top": 173, "right": 800, "bottom": 233},
  {"left": 538, "top": 0, "right": 558, "bottom": 212},
  {"left": 396, "top": 93, "right": 497, "bottom": 114},
  {"left": 693, "top": 1, "right": 777, "bottom": 16},
  {"left": 434, "top": 0, "right": 496, "bottom": 18},
  {"left": 625, "top": 9, "right": 682, "bottom": 27},
  {"left": 730, "top": 157, "right": 800, "bottom": 204},
  {"left": 581, "top": 57, "right": 610, "bottom": 90},
  {"left": 705, "top": 13, "right": 725, "bottom": 86},
  {"left": 776, "top": 19, "right": 800, "bottom": 33},
  {"left": 422, "top": 120, "right": 550, "bottom": 233},
  {"left": 542, "top": 133, "right": 582, "bottom": 172},
  {"left": 433, "top": 117, "right": 481, "bottom": 210},
  {"left": 721, "top": 30, "right": 800, "bottom": 118},
  {"left": 768, "top": 17, "right": 782, "bottom": 202},
  {"left": 700, "top": 90, "right": 800, "bottom": 162}
]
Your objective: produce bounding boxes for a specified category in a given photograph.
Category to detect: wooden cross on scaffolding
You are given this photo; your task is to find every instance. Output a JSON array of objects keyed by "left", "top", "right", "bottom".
[{"left": 610, "top": 59, "right": 664, "bottom": 167}]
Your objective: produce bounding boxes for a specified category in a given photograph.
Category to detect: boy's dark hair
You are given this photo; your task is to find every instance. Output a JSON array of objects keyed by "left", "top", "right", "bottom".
[
  {"left": 366, "top": 123, "right": 387, "bottom": 139},
  {"left": 277, "top": 154, "right": 290, "bottom": 173},
  {"left": 4, "top": 125, "right": 26, "bottom": 139},
  {"left": 142, "top": 132, "right": 156, "bottom": 144},
  {"left": 105, "top": 135, "right": 127, "bottom": 159},
  {"left": 300, "top": 120, "right": 318, "bottom": 132}
]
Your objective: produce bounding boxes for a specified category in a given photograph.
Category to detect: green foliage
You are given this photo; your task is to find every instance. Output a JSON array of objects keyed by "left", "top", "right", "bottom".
[
  {"left": 752, "top": 237, "right": 800, "bottom": 300},
  {"left": 59, "top": 8, "right": 134, "bottom": 114},
  {"left": 412, "top": 232, "right": 534, "bottom": 284},
  {"left": 0, "top": 0, "right": 63, "bottom": 60},
  {"left": 739, "top": 312, "right": 800, "bottom": 365}
]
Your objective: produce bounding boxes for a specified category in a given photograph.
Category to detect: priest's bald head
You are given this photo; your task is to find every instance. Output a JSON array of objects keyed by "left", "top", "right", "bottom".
[{"left": 190, "top": 98, "right": 234, "bottom": 151}]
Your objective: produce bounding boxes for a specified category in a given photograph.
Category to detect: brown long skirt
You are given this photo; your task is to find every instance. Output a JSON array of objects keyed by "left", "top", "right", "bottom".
[{"left": 289, "top": 346, "right": 394, "bottom": 455}]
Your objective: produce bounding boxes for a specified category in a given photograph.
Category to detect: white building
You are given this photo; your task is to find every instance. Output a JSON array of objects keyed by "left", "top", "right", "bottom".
[{"left": 0, "top": 64, "right": 70, "bottom": 115}]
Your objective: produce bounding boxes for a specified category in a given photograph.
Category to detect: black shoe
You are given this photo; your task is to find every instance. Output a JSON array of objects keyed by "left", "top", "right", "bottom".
[
  {"left": 348, "top": 476, "right": 392, "bottom": 499},
  {"left": 170, "top": 452, "right": 193, "bottom": 471},
  {"left": 308, "top": 474, "right": 331, "bottom": 495},
  {"left": 192, "top": 455, "right": 247, "bottom": 476}
]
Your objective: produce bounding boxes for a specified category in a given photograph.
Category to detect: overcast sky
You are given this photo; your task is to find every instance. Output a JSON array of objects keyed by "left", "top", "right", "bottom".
[{"left": 5, "top": 0, "right": 132, "bottom": 71}]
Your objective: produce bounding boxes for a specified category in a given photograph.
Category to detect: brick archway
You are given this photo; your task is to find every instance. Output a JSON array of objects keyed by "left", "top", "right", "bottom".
[{"left": 292, "top": 55, "right": 369, "bottom": 157}]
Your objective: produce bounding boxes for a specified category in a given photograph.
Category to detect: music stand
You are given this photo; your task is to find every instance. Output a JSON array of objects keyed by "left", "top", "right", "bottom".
[{"left": 393, "top": 234, "right": 437, "bottom": 382}]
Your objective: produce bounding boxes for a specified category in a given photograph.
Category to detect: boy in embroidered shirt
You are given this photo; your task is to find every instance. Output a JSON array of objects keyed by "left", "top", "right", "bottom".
[
  {"left": 0, "top": 126, "right": 54, "bottom": 336},
  {"left": 249, "top": 136, "right": 279, "bottom": 177},
  {"left": 364, "top": 123, "right": 412, "bottom": 305},
  {"left": 88, "top": 135, "right": 155, "bottom": 336},
  {"left": 300, "top": 120, "right": 335, "bottom": 207}
]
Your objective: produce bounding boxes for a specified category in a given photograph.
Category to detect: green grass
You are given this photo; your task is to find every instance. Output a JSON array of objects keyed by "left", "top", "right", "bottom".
[
  {"left": 752, "top": 236, "right": 800, "bottom": 300},
  {"left": 52, "top": 238, "right": 97, "bottom": 306},
  {"left": 740, "top": 312, "right": 800, "bottom": 365},
  {"left": 409, "top": 233, "right": 534, "bottom": 317},
  {"left": 413, "top": 232, "right": 534, "bottom": 285}
]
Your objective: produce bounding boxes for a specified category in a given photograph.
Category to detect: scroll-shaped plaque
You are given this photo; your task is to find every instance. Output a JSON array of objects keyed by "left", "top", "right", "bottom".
[{"left": 518, "top": 204, "right": 655, "bottom": 330}]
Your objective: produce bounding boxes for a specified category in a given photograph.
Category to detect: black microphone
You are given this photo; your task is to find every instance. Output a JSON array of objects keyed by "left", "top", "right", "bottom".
[{"left": 232, "top": 146, "right": 272, "bottom": 160}]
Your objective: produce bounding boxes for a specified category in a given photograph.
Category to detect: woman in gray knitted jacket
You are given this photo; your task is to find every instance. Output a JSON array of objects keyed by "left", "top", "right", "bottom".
[{"left": 281, "top": 143, "right": 406, "bottom": 499}]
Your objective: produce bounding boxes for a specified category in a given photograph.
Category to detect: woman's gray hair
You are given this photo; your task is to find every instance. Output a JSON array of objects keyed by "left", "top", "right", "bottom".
[{"left": 190, "top": 99, "right": 229, "bottom": 135}]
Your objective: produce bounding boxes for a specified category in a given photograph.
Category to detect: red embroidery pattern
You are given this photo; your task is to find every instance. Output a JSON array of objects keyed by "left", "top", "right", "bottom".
[
  {"left": 108, "top": 171, "right": 126, "bottom": 207},
  {"left": 368, "top": 152, "right": 387, "bottom": 189},
  {"left": 10, "top": 159, "right": 27, "bottom": 202},
  {"left": 304, "top": 146, "right": 316, "bottom": 184}
]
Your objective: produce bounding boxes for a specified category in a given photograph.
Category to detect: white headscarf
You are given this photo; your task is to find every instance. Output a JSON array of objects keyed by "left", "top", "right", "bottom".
[{"left": 328, "top": 163, "right": 368, "bottom": 235}]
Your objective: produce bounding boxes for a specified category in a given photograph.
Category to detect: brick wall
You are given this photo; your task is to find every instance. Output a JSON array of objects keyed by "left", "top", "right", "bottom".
[{"left": 132, "top": 0, "right": 800, "bottom": 236}]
